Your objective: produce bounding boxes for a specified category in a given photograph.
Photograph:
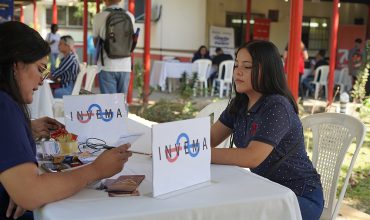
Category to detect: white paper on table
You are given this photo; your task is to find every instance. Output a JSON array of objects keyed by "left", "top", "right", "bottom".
[{"left": 113, "top": 132, "right": 144, "bottom": 147}]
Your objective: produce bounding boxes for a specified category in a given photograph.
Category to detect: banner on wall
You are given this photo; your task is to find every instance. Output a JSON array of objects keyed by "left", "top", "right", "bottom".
[
  {"left": 152, "top": 117, "right": 211, "bottom": 197},
  {"left": 253, "top": 18, "right": 271, "bottom": 41},
  {"left": 0, "top": 0, "right": 13, "bottom": 23},
  {"left": 337, "top": 25, "right": 366, "bottom": 68},
  {"left": 209, "top": 25, "right": 235, "bottom": 57},
  {"left": 63, "top": 94, "right": 132, "bottom": 146}
]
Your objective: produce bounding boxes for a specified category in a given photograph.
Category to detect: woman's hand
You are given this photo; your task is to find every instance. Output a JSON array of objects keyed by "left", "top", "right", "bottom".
[
  {"left": 91, "top": 144, "right": 133, "bottom": 179},
  {"left": 31, "top": 117, "right": 64, "bottom": 139},
  {"left": 6, "top": 198, "right": 26, "bottom": 219}
]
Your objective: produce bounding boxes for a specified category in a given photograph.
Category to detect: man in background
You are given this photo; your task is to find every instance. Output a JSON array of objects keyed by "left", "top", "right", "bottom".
[
  {"left": 301, "top": 49, "right": 328, "bottom": 97},
  {"left": 208, "top": 47, "right": 233, "bottom": 86},
  {"left": 348, "top": 38, "right": 365, "bottom": 84},
  {"left": 51, "top": 35, "right": 80, "bottom": 98},
  {"left": 46, "top": 24, "right": 60, "bottom": 72},
  {"left": 93, "top": 0, "right": 135, "bottom": 96}
]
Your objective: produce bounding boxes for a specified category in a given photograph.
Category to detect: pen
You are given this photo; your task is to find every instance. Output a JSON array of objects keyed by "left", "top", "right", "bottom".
[
  {"left": 103, "top": 146, "right": 151, "bottom": 156},
  {"left": 129, "top": 150, "right": 152, "bottom": 156}
]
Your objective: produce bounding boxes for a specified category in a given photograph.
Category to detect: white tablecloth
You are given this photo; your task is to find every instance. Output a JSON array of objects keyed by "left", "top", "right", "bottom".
[
  {"left": 35, "top": 155, "right": 302, "bottom": 220},
  {"left": 28, "top": 81, "right": 54, "bottom": 119},
  {"left": 150, "top": 61, "right": 194, "bottom": 91}
]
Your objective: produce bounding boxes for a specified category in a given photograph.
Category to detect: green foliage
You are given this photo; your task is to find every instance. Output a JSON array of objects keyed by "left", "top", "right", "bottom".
[
  {"left": 351, "top": 40, "right": 370, "bottom": 103},
  {"left": 139, "top": 99, "right": 197, "bottom": 123},
  {"left": 134, "top": 62, "right": 144, "bottom": 100},
  {"left": 179, "top": 72, "right": 197, "bottom": 101}
]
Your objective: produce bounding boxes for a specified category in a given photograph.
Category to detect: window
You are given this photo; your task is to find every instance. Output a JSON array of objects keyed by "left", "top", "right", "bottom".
[
  {"left": 226, "top": 12, "right": 264, "bottom": 47},
  {"left": 46, "top": 6, "right": 86, "bottom": 27},
  {"left": 302, "top": 17, "right": 329, "bottom": 51}
]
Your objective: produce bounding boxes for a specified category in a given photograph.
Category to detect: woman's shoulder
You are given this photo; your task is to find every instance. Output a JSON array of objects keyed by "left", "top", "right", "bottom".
[
  {"left": 264, "top": 94, "right": 291, "bottom": 105},
  {"left": 0, "top": 91, "right": 21, "bottom": 112}
]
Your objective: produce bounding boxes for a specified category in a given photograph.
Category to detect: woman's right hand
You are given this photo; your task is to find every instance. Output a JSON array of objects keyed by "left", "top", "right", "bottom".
[{"left": 91, "top": 144, "right": 133, "bottom": 179}]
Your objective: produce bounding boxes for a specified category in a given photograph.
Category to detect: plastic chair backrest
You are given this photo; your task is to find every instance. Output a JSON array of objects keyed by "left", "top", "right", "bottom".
[
  {"left": 84, "top": 65, "right": 98, "bottom": 92},
  {"left": 335, "top": 68, "right": 347, "bottom": 85},
  {"left": 301, "top": 113, "right": 366, "bottom": 220},
  {"left": 194, "top": 59, "right": 212, "bottom": 81},
  {"left": 312, "top": 65, "right": 329, "bottom": 84},
  {"left": 196, "top": 100, "right": 230, "bottom": 148},
  {"left": 218, "top": 60, "right": 234, "bottom": 83},
  {"left": 71, "top": 63, "right": 87, "bottom": 95}
]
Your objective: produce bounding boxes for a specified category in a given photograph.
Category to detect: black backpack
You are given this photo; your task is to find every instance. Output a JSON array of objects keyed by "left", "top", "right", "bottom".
[{"left": 103, "top": 8, "right": 134, "bottom": 60}]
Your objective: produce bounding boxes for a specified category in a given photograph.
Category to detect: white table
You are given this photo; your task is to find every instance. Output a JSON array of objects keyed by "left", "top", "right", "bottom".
[
  {"left": 150, "top": 61, "right": 195, "bottom": 92},
  {"left": 28, "top": 80, "right": 54, "bottom": 119},
  {"left": 35, "top": 155, "right": 302, "bottom": 220}
]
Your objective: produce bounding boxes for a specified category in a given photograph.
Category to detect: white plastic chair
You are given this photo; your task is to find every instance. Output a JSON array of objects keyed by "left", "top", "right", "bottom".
[
  {"left": 307, "top": 65, "right": 329, "bottom": 99},
  {"left": 211, "top": 60, "right": 234, "bottom": 98},
  {"left": 196, "top": 100, "right": 231, "bottom": 148},
  {"left": 71, "top": 63, "right": 87, "bottom": 95},
  {"left": 301, "top": 113, "right": 366, "bottom": 220},
  {"left": 334, "top": 67, "right": 352, "bottom": 95},
  {"left": 192, "top": 59, "right": 212, "bottom": 96},
  {"left": 53, "top": 63, "right": 87, "bottom": 117},
  {"left": 84, "top": 65, "right": 98, "bottom": 92}
]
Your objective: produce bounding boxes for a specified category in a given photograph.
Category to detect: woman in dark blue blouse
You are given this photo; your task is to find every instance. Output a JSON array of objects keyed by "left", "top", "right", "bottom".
[
  {"left": 0, "top": 21, "right": 132, "bottom": 219},
  {"left": 211, "top": 40, "right": 324, "bottom": 220}
]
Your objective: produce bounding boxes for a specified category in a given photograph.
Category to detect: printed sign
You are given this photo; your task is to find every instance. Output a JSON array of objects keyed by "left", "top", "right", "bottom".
[
  {"left": 209, "top": 25, "right": 235, "bottom": 56},
  {"left": 152, "top": 117, "right": 211, "bottom": 197},
  {"left": 63, "top": 94, "right": 128, "bottom": 146},
  {"left": 0, "top": 0, "right": 13, "bottom": 22}
]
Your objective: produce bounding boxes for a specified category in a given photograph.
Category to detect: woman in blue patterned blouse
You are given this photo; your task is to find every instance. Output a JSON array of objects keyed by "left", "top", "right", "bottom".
[{"left": 211, "top": 40, "right": 324, "bottom": 220}]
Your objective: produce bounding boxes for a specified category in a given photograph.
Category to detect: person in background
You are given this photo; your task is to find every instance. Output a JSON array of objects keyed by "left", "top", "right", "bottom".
[
  {"left": 208, "top": 47, "right": 233, "bottom": 86},
  {"left": 45, "top": 24, "right": 60, "bottom": 72},
  {"left": 92, "top": 0, "right": 135, "bottom": 95},
  {"left": 192, "top": 45, "right": 211, "bottom": 62},
  {"left": 283, "top": 41, "right": 308, "bottom": 100},
  {"left": 301, "top": 49, "right": 328, "bottom": 97},
  {"left": 51, "top": 35, "right": 80, "bottom": 98},
  {"left": 348, "top": 38, "right": 365, "bottom": 84},
  {"left": 211, "top": 40, "right": 324, "bottom": 220},
  {"left": 0, "top": 21, "right": 132, "bottom": 220}
]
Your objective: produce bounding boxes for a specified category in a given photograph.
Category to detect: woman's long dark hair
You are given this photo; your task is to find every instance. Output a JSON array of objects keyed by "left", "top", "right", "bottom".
[
  {"left": 0, "top": 21, "right": 50, "bottom": 124},
  {"left": 228, "top": 40, "right": 298, "bottom": 115}
]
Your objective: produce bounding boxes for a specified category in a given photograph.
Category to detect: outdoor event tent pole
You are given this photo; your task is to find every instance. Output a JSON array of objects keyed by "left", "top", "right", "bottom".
[
  {"left": 286, "top": 0, "right": 303, "bottom": 101},
  {"left": 328, "top": 0, "right": 339, "bottom": 104},
  {"left": 20, "top": 5, "right": 24, "bottom": 23},
  {"left": 143, "top": 0, "right": 151, "bottom": 104},
  {"left": 52, "top": 0, "right": 57, "bottom": 24},
  {"left": 96, "top": 0, "right": 100, "bottom": 13},
  {"left": 33, "top": 0, "right": 38, "bottom": 30},
  {"left": 127, "top": 0, "right": 135, "bottom": 104},
  {"left": 83, "top": 0, "right": 88, "bottom": 63},
  {"left": 245, "top": 0, "right": 251, "bottom": 43}
]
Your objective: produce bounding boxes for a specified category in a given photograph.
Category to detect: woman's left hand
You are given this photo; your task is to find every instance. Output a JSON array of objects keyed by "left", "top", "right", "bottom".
[
  {"left": 6, "top": 198, "right": 26, "bottom": 219},
  {"left": 31, "top": 117, "right": 64, "bottom": 139}
]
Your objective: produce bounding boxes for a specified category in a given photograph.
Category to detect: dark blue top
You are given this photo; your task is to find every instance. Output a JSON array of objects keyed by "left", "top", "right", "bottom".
[
  {"left": 0, "top": 91, "right": 37, "bottom": 217},
  {"left": 219, "top": 94, "right": 322, "bottom": 196}
]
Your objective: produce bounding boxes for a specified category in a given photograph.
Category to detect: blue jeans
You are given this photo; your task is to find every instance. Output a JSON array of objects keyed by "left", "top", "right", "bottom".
[
  {"left": 54, "top": 82, "right": 74, "bottom": 98},
  {"left": 49, "top": 53, "right": 59, "bottom": 72},
  {"left": 98, "top": 71, "right": 131, "bottom": 94},
  {"left": 297, "top": 188, "right": 324, "bottom": 220}
]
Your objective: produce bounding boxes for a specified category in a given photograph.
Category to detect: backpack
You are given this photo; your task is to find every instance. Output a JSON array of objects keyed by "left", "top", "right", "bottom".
[
  {"left": 350, "top": 49, "right": 363, "bottom": 69},
  {"left": 103, "top": 8, "right": 134, "bottom": 59}
]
